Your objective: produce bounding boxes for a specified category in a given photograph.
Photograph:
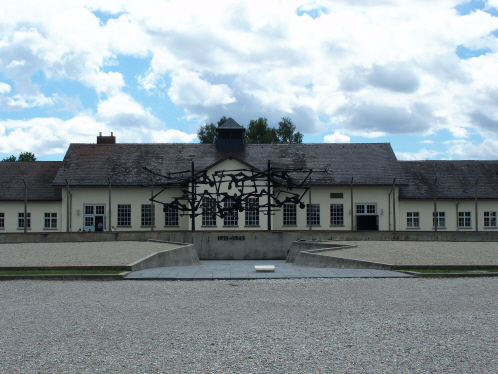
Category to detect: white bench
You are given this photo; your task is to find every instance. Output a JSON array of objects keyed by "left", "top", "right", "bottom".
[{"left": 255, "top": 265, "right": 275, "bottom": 272}]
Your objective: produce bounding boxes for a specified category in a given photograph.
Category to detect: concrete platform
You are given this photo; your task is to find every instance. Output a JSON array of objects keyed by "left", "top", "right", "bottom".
[{"left": 124, "top": 260, "right": 413, "bottom": 280}]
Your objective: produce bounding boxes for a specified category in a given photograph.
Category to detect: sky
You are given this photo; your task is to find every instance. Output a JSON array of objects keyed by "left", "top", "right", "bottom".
[{"left": 1, "top": 0, "right": 498, "bottom": 161}]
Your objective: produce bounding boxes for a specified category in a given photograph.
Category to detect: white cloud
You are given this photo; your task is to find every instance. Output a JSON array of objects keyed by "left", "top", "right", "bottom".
[
  {"left": 168, "top": 70, "right": 236, "bottom": 107},
  {"left": 420, "top": 140, "right": 433, "bottom": 144},
  {"left": 324, "top": 131, "right": 350, "bottom": 143},
  {"left": 445, "top": 138, "right": 498, "bottom": 160},
  {"left": 0, "top": 93, "right": 55, "bottom": 110},
  {"left": 97, "top": 93, "right": 145, "bottom": 117},
  {"left": 0, "top": 83, "right": 11, "bottom": 94},
  {"left": 0, "top": 93, "right": 197, "bottom": 155},
  {"left": 151, "top": 129, "right": 198, "bottom": 143},
  {"left": 2, "top": 0, "right": 498, "bottom": 158},
  {"left": 396, "top": 148, "right": 442, "bottom": 160}
]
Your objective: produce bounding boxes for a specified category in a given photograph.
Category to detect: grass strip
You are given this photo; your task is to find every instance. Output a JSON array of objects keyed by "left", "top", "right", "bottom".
[
  {"left": 405, "top": 269, "right": 498, "bottom": 274},
  {"left": 0, "top": 269, "right": 125, "bottom": 276}
]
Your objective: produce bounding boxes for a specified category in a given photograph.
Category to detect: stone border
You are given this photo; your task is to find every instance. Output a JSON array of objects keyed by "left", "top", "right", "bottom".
[
  {"left": 127, "top": 240, "right": 200, "bottom": 271},
  {"left": 0, "top": 272, "right": 130, "bottom": 281}
]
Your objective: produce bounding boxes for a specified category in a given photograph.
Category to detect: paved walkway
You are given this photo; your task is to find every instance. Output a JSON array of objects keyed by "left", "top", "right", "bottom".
[{"left": 124, "top": 260, "right": 413, "bottom": 280}]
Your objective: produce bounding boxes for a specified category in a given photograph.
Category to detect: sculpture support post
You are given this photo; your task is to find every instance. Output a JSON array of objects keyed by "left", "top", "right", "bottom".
[
  {"left": 308, "top": 176, "right": 312, "bottom": 231},
  {"left": 108, "top": 178, "right": 111, "bottom": 231},
  {"left": 350, "top": 177, "right": 354, "bottom": 231},
  {"left": 475, "top": 178, "right": 479, "bottom": 232},
  {"left": 392, "top": 178, "right": 396, "bottom": 234},
  {"left": 267, "top": 160, "right": 271, "bottom": 231},
  {"left": 23, "top": 179, "right": 27, "bottom": 233},
  {"left": 433, "top": 177, "right": 438, "bottom": 232},
  {"left": 151, "top": 178, "right": 154, "bottom": 232},
  {"left": 192, "top": 161, "right": 196, "bottom": 231}
]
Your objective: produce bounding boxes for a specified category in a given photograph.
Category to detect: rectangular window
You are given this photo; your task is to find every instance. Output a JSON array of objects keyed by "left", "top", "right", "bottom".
[
  {"left": 95, "top": 205, "right": 105, "bottom": 215},
  {"left": 202, "top": 198, "right": 217, "bottom": 226},
  {"left": 224, "top": 198, "right": 238, "bottom": 226},
  {"left": 330, "top": 193, "right": 343, "bottom": 199},
  {"left": 164, "top": 206, "right": 179, "bottom": 226},
  {"left": 44, "top": 213, "right": 57, "bottom": 229},
  {"left": 330, "top": 204, "right": 344, "bottom": 226},
  {"left": 141, "top": 204, "right": 155, "bottom": 226},
  {"left": 117, "top": 204, "right": 131, "bottom": 226},
  {"left": 85, "top": 205, "right": 94, "bottom": 215},
  {"left": 85, "top": 216, "right": 94, "bottom": 228},
  {"left": 245, "top": 198, "right": 259, "bottom": 226},
  {"left": 0, "top": 213, "right": 4, "bottom": 228},
  {"left": 484, "top": 212, "right": 496, "bottom": 227},
  {"left": 356, "top": 203, "right": 377, "bottom": 215},
  {"left": 407, "top": 212, "right": 419, "bottom": 228},
  {"left": 433, "top": 212, "right": 445, "bottom": 228},
  {"left": 18, "top": 212, "right": 31, "bottom": 229},
  {"left": 458, "top": 211, "right": 471, "bottom": 228},
  {"left": 283, "top": 204, "right": 297, "bottom": 226},
  {"left": 307, "top": 204, "right": 320, "bottom": 226}
]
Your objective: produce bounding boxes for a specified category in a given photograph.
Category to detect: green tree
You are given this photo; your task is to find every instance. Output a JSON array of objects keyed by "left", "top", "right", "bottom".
[
  {"left": 1, "top": 155, "right": 17, "bottom": 162},
  {"left": 1, "top": 152, "right": 37, "bottom": 162},
  {"left": 277, "top": 117, "right": 303, "bottom": 144},
  {"left": 245, "top": 117, "right": 279, "bottom": 144},
  {"left": 18, "top": 152, "right": 37, "bottom": 161},
  {"left": 197, "top": 116, "right": 229, "bottom": 144}
]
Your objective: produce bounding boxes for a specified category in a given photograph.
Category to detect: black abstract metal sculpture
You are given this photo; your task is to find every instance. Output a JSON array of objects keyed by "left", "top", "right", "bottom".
[{"left": 143, "top": 160, "right": 326, "bottom": 230}]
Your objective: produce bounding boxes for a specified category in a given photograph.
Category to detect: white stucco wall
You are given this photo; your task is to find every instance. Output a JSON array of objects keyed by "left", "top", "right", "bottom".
[
  {"left": 61, "top": 186, "right": 188, "bottom": 232},
  {"left": 56, "top": 160, "right": 404, "bottom": 232},
  {"left": 399, "top": 199, "right": 498, "bottom": 231},
  {"left": 0, "top": 201, "right": 62, "bottom": 233},
  {"left": 272, "top": 186, "right": 398, "bottom": 231}
]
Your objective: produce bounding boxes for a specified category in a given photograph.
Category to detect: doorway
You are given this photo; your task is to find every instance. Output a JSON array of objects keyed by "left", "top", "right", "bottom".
[
  {"left": 355, "top": 203, "right": 379, "bottom": 231},
  {"left": 95, "top": 215, "right": 104, "bottom": 231},
  {"left": 356, "top": 215, "right": 378, "bottom": 230},
  {"left": 83, "top": 204, "right": 106, "bottom": 232}
]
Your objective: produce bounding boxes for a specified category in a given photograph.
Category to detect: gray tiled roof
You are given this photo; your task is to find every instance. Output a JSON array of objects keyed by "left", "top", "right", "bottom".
[
  {"left": 399, "top": 161, "right": 498, "bottom": 200},
  {"left": 0, "top": 161, "right": 62, "bottom": 201},
  {"left": 53, "top": 143, "right": 404, "bottom": 187}
]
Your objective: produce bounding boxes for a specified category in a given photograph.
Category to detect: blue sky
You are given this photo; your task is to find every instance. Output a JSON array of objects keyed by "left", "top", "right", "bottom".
[{"left": 1, "top": 0, "right": 498, "bottom": 161}]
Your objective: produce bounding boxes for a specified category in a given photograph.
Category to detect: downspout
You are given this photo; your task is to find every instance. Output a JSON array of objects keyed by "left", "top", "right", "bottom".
[
  {"left": 388, "top": 189, "right": 392, "bottom": 232},
  {"left": 475, "top": 178, "right": 479, "bottom": 232},
  {"left": 456, "top": 202, "right": 460, "bottom": 231},
  {"left": 69, "top": 191, "right": 72, "bottom": 231},
  {"left": 267, "top": 160, "right": 271, "bottom": 231},
  {"left": 23, "top": 179, "right": 27, "bottom": 233},
  {"left": 308, "top": 175, "right": 312, "bottom": 231},
  {"left": 108, "top": 177, "right": 111, "bottom": 232},
  {"left": 151, "top": 178, "right": 154, "bottom": 232},
  {"left": 66, "top": 179, "right": 70, "bottom": 233},
  {"left": 350, "top": 177, "right": 354, "bottom": 231},
  {"left": 392, "top": 178, "right": 397, "bottom": 234},
  {"left": 433, "top": 176, "right": 438, "bottom": 232},
  {"left": 191, "top": 161, "right": 196, "bottom": 231}
]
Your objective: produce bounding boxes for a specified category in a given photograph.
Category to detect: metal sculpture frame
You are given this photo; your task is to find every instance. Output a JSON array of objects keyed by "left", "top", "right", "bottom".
[{"left": 144, "top": 160, "right": 326, "bottom": 230}]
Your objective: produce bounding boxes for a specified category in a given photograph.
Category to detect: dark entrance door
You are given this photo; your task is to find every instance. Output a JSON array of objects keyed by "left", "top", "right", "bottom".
[
  {"left": 95, "top": 216, "right": 104, "bottom": 231},
  {"left": 357, "top": 215, "right": 378, "bottom": 230}
]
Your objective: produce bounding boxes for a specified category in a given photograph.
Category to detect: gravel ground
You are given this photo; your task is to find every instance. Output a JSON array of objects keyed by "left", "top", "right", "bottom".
[
  {"left": 0, "top": 241, "right": 181, "bottom": 267},
  {"left": 321, "top": 241, "right": 498, "bottom": 266},
  {"left": 1, "top": 278, "right": 497, "bottom": 373}
]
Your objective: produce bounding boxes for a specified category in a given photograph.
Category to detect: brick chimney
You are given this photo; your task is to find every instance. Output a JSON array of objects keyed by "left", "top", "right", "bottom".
[{"left": 97, "top": 132, "right": 116, "bottom": 144}]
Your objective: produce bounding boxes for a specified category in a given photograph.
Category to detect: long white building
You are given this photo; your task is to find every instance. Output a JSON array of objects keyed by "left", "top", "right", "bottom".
[{"left": 1, "top": 119, "right": 497, "bottom": 233}]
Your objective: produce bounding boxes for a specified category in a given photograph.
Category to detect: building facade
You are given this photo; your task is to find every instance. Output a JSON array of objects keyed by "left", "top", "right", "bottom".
[{"left": 1, "top": 119, "right": 497, "bottom": 234}]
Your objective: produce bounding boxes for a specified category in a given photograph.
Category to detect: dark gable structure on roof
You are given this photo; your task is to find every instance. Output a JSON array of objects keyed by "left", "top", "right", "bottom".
[{"left": 1, "top": 118, "right": 498, "bottom": 233}]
